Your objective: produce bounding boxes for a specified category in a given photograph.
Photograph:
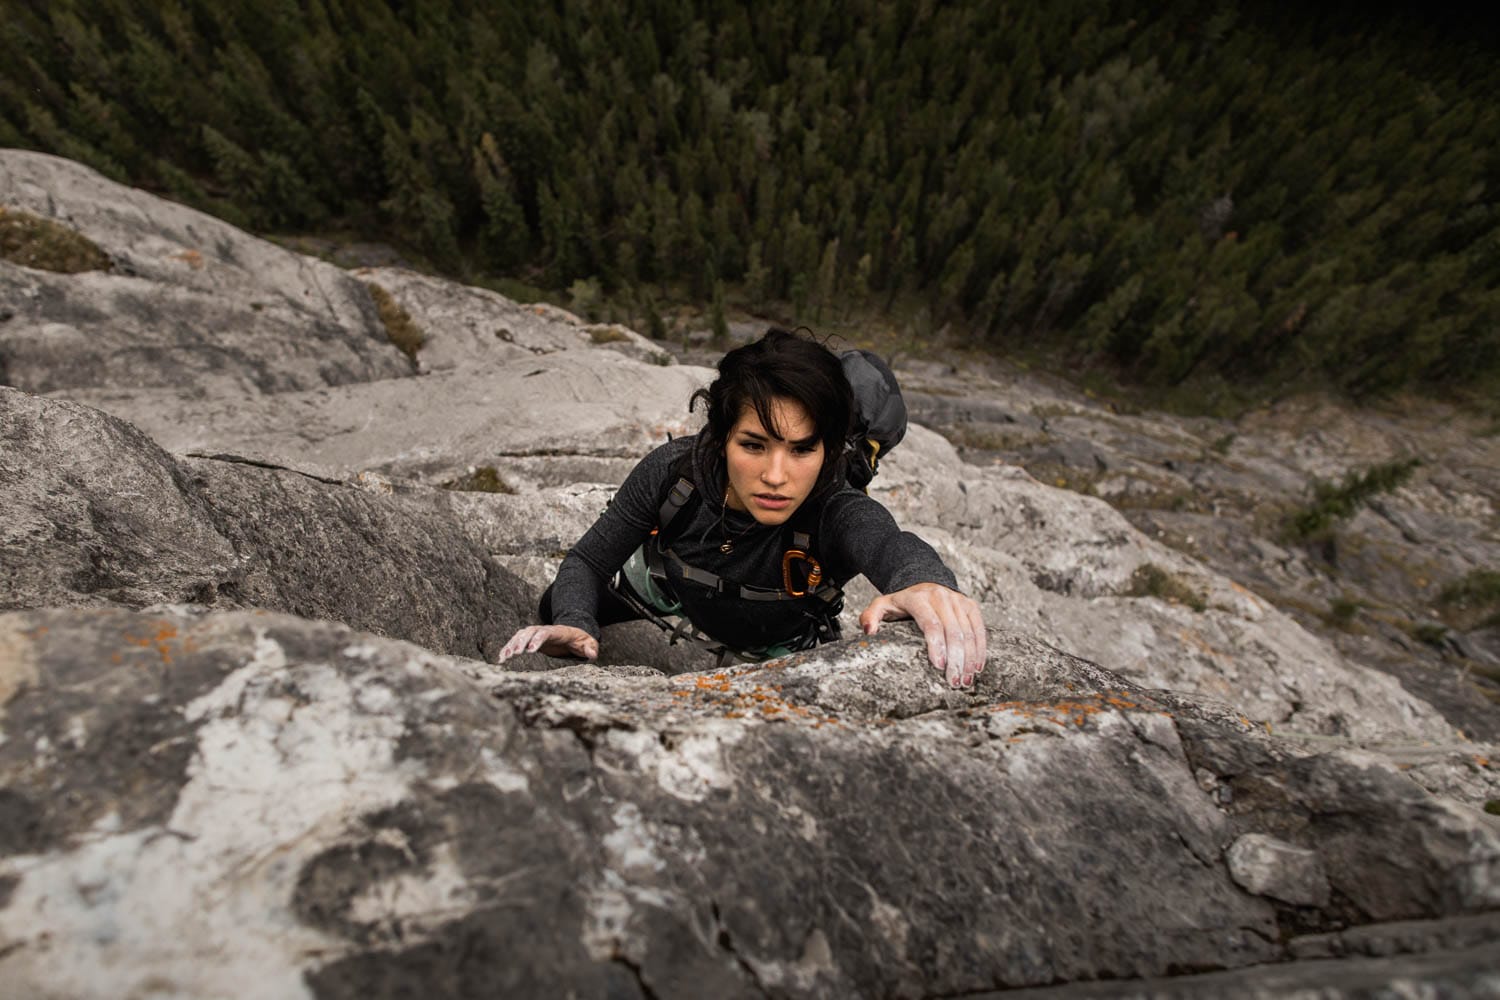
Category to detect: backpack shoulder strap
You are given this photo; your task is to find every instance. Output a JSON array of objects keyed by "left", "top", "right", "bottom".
[{"left": 656, "top": 451, "right": 698, "bottom": 539}]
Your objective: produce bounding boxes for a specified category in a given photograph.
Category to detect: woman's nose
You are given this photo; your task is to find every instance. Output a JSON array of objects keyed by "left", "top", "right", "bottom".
[{"left": 762, "top": 450, "right": 787, "bottom": 484}]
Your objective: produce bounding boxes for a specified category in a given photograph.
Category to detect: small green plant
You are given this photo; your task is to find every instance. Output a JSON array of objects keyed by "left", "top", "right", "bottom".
[
  {"left": 1438, "top": 569, "right": 1500, "bottom": 629},
  {"left": 1286, "top": 458, "right": 1421, "bottom": 541},
  {"left": 588, "top": 325, "right": 630, "bottom": 344},
  {"left": 1126, "top": 563, "right": 1206, "bottom": 612},
  {"left": 1209, "top": 433, "right": 1236, "bottom": 455},
  {"left": 439, "top": 466, "right": 516, "bottom": 494},
  {"left": 366, "top": 282, "right": 424, "bottom": 362},
  {"left": 1325, "top": 595, "right": 1362, "bottom": 628},
  {"left": 1485, "top": 800, "right": 1500, "bottom": 817},
  {"left": 0, "top": 206, "right": 111, "bottom": 273},
  {"left": 1409, "top": 622, "right": 1448, "bottom": 647}
]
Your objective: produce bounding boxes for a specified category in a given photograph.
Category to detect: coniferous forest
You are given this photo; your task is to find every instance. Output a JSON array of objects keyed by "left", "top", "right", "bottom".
[{"left": 1, "top": 1, "right": 1496, "bottom": 404}]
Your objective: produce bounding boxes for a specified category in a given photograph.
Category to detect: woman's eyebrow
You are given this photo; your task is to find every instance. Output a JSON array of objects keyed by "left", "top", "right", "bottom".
[{"left": 737, "top": 428, "right": 817, "bottom": 445}]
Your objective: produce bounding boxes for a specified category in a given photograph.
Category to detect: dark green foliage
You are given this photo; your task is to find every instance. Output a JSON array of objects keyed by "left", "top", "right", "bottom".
[
  {"left": 1286, "top": 458, "right": 1421, "bottom": 541},
  {"left": 3, "top": 1, "right": 1497, "bottom": 401}
]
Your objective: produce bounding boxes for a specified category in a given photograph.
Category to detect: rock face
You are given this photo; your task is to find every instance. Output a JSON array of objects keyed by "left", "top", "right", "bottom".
[
  {"left": 0, "top": 150, "right": 410, "bottom": 394},
  {"left": 3, "top": 608, "right": 1498, "bottom": 999},
  {"left": 0, "top": 387, "right": 528, "bottom": 660},
  {"left": 2, "top": 151, "right": 1499, "bottom": 996},
  {"left": 902, "top": 370, "right": 1500, "bottom": 743}
]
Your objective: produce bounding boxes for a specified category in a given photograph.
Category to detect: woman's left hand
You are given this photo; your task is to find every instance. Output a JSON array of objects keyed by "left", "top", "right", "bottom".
[{"left": 859, "top": 583, "right": 987, "bottom": 688}]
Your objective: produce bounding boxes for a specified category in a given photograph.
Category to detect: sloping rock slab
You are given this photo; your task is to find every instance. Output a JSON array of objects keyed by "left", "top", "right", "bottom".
[
  {"left": 50, "top": 349, "right": 711, "bottom": 485},
  {"left": 2, "top": 609, "right": 1496, "bottom": 998},
  {"left": 873, "top": 426, "right": 1460, "bottom": 744},
  {"left": 1, "top": 387, "right": 528, "bottom": 659},
  {"left": 1, "top": 150, "right": 410, "bottom": 394},
  {"left": 351, "top": 266, "right": 675, "bottom": 371}
]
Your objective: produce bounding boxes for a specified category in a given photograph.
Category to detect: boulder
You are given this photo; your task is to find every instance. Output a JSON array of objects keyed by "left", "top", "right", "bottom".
[
  {"left": 0, "top": 387, "right": 528, "bottom": 660},
  {"left": 1227, "top": 833, "right": 1331, "bottom": 907},
  {"left": 2, "top": 607, "right": 1497, "bottom": 999}
]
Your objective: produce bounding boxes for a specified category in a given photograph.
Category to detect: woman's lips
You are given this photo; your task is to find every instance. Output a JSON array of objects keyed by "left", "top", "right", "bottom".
[{"left": 753, "top": 494, "right": 791, "bottom": 510}]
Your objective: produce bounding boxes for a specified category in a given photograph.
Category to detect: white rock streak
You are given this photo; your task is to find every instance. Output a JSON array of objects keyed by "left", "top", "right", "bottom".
[{"left": 0, "top": 630, "right": 420, "bottom": 999}]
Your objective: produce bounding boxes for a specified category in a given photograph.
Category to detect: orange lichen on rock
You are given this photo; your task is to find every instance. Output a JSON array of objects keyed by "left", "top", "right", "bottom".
[
  {"left": 672, "top": 674, "right": 836, "bottom": 726},
  {"left": 122, "top": 620, "right": 195, "bottom": 665},
  {"left": 987, "top": 691, "right": 1160, "bottom": 731}
]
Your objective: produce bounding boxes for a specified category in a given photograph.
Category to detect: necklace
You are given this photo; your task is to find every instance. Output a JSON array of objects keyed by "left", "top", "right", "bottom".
[{"left": 719, "top": 486, "right": 756, "bottom": 553}]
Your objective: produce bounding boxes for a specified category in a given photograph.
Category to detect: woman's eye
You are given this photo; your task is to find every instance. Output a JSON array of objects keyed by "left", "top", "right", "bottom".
[
  {"left": 738, "top": 440, "right": 762, "bottom": 452},
  {"left": 794, "top": 445, "right": 818, "bottom": 455}
]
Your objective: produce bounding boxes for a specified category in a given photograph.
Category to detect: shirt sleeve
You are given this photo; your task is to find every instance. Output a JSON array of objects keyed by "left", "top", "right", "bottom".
[
  {"left": 548, "top": 438, "right": 690, "bottom": 639},
  {"left": 819, "top": 488, "right": 960, "bottom": 594}
]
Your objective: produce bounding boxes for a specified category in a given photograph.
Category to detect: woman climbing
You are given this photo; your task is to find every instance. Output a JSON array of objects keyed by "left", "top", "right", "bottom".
[{"left": 496, "top": 327, "right": 986, "bottom": 688}]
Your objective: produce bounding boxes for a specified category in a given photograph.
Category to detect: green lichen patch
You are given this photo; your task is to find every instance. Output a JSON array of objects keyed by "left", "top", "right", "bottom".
[
  {"left": 0, "top": 206, "right": 111, "bottom": 273},
  {"left": 439, "top": 466, "right": 516, "bottom": 494},
  {"left": 365, "top": 281, "right": 424, "bottom": 362}
]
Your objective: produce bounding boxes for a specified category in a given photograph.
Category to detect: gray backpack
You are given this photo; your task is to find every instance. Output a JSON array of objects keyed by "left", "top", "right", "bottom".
[{"left": 840, "top": 349, "right": 908, "bottom": 490}]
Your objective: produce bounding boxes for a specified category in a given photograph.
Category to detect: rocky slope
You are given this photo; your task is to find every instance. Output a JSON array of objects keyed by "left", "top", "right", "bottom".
[
  {"left": 3, "top": 150, "right": 1499, "bottom": 997},
  {"left": 893, "top": 360, "right": 1500, "bottom": 743}
]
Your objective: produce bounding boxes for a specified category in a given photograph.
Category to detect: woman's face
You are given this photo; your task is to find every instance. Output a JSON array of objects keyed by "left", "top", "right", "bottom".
[{"left": 723, "top": 397, "right": 824, "bottom": 525}]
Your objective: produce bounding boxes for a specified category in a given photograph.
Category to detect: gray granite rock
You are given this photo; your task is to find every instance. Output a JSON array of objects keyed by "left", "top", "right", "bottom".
[
  {"left": 0, "top": 150, "right": 410, "bottom": 394},
  {"left": 4, "top": 152, "right": 1499, "bottom": 997},
  {"left": 0, "top": 387, "right": 528, "bottom": 660},
  {"left": 1226, "top": 833, "right": 1330, "bottom": 907},
  {"left": 3, "top": 608, "right": 1497, "bottom": 999}
]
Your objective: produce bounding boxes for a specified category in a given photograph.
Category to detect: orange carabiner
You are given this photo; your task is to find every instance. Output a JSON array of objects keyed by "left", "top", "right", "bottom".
[{"left": 782, "top": 549, "right": 823, "bottom": 596}]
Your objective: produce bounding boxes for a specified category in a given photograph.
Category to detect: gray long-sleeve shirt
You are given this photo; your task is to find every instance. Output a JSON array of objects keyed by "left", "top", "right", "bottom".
[{"left": 550, "top": 436, "right": 959, "bottom": 640}]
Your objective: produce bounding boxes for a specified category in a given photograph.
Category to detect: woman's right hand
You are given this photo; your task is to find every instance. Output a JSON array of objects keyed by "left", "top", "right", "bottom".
[{"left": 495, "top": 625, "right": 599, "bottom": 664}]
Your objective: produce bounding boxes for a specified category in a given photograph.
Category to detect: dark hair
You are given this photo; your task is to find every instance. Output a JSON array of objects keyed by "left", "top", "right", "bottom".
[{"left": 691, "top": 327, "right": 853, "bottom": 498}]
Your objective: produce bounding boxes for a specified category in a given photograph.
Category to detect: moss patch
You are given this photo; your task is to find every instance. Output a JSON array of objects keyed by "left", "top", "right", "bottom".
[
  {"left": 588, "top": 326, "right": 630, "bottom": 344},
  {"left": 0, "top": 206, "right": 111, "bottom": 273},
  {"left": 1126, "top": 563, "right": 1206, "bottom": 612},
  {"left": 365, "top": 282, "right": 424, "bottom": 362},
  {"left": 439, "top": 466, "right": 516, "bottom": 494}
]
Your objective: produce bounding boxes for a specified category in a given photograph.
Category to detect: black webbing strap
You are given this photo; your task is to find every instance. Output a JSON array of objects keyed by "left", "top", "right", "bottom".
[
  {"left": 658, "top": 477, "right": 695, "bottom": 534},
  {"left": 608, "top": 572, "right": 758, "bottom": 667},
  {"left": 658, "top": 546, "right": 842, "bottom": 604}
]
